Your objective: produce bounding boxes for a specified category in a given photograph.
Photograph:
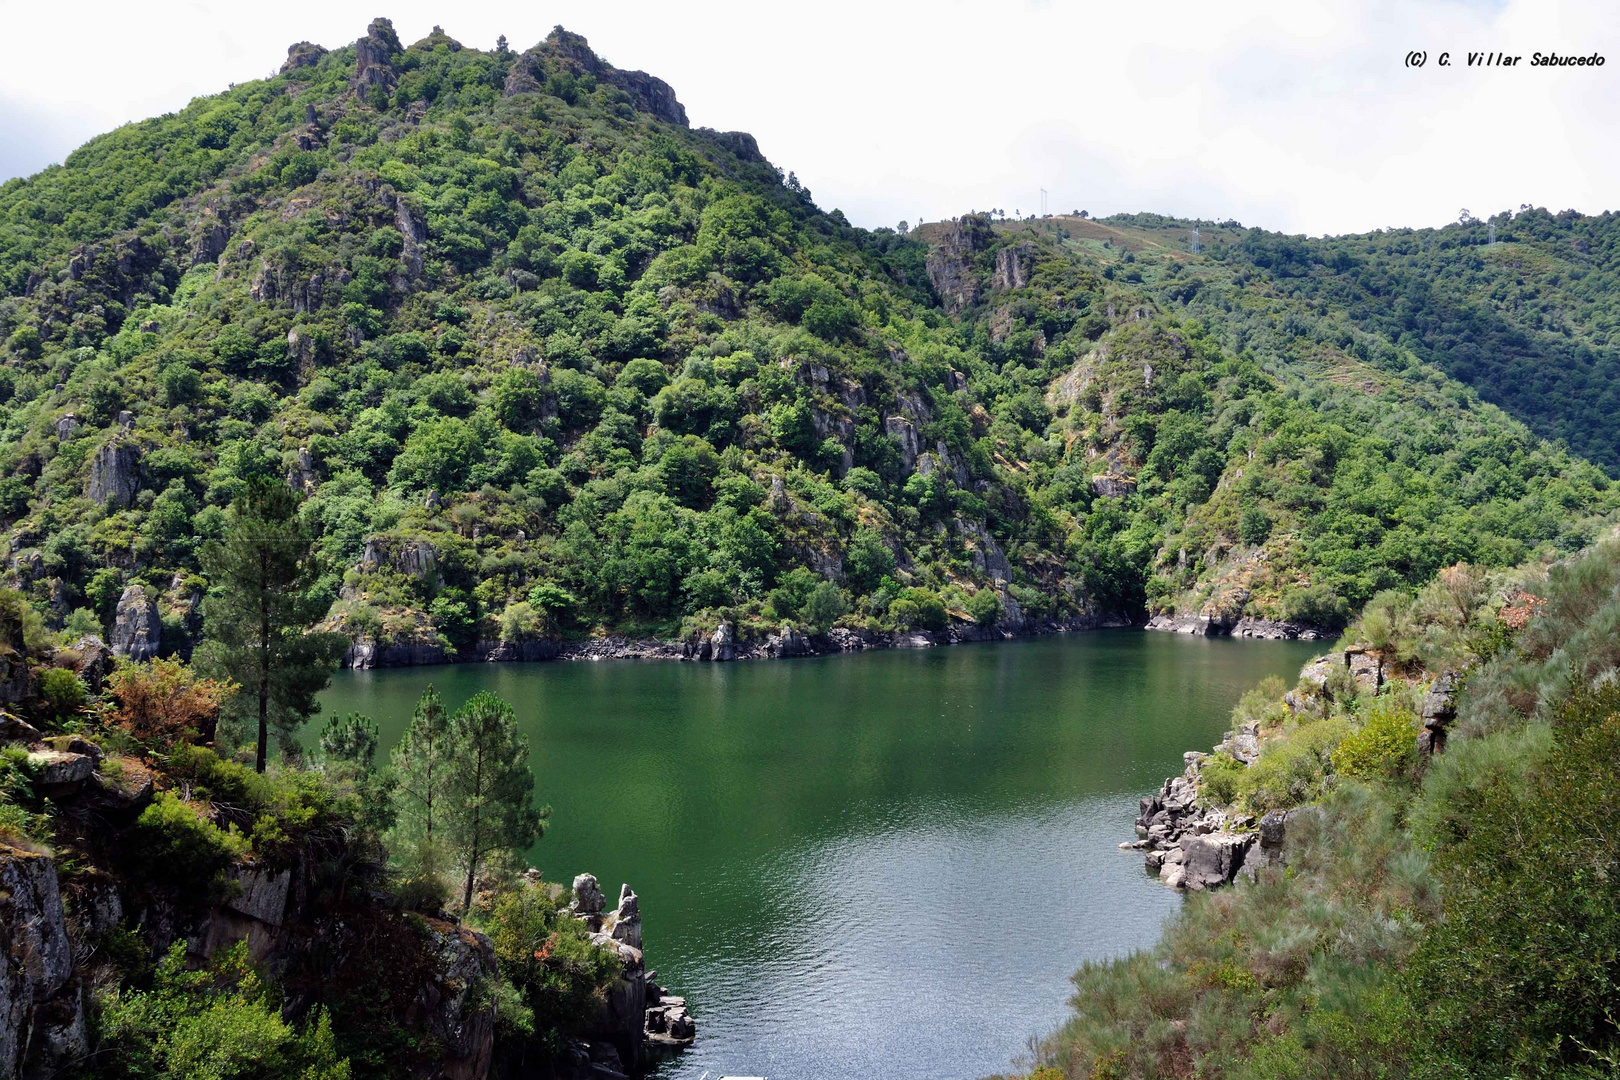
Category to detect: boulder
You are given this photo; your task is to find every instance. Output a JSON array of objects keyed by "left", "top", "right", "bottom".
[
  {"left": 53, "top": 415, "right": 78, "bottom": 441},
  {"left": 111, "top": 585, "right": 161, "bottom": 661},
  {"left": 27, "top": 752, "right": 94, "bottom": 789},
  {"left": 85, "top": 440, "right": 141, "bottom": 509},
  {"left": 67, "top": 636, "right": 113, "bottom": 694},
  {"left": 609, "top": 885, "right": 642, "bottom": 951},
  {"left": 708, "top": 622, "right": 736, "bottom": 662},
  {"left": 1419, "top": 670, "right": 1459, "bottom": 755},
  {"left": 1222, "top": 721, "right": 1262, "bottom": 764},
  {"left": 0, "top": 717, "right": 42, "bottom": 746},
  {"left": 1345, "top": 647, "right": 1383, "bottom": 693},
  {"left": 1179, "top": 832, "right": 1254, "bottom": 891},
  {"left": 572, "top": 873, "right": 606, "bottom": 915},
  {"left": 40, "top": 735, "right": 102, "bottom": 763}
]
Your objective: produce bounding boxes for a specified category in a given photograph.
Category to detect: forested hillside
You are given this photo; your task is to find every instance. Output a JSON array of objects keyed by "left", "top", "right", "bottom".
[{"left": 0, "top": 19, "right": 1615, "bottom": 659}]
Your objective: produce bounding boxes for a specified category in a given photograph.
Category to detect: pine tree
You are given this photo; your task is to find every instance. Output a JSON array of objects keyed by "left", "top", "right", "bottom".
[
  {"left": 196, "top": 477, "right": 346, "bottom": 772},
  {"left": 391, "top": 686, "right": 450, "bottom": 842},
  {"left": 443, "top": 692, "right": 545, "bottom": 912}
]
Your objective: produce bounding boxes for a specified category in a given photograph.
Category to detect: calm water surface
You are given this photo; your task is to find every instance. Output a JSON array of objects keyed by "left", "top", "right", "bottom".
[{"left": 320, "top": 630, "right": 1317, "bottom": 1080}]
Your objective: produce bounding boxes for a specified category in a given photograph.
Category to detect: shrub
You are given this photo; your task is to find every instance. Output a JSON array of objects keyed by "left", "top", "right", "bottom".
[
  {"left": 124, "top": 792, "right": 250, "bottom": 903},
  {"left": 94, "top": 941, "right": 351, "bottom": 1080},
  {"left": 967, "top": 588, "right": 1002, "bottom": 627},
  {"left": 1197, "top": 752, "right": 1245, "bottom": 807},
  {"left": 1408, "top": 680, "right": 1620, "bottom": 1071},
  {"left": 38, "top": 668, "right": 86, "bottom": 720},
  {"left": 803, "top": 581, "right": 848, "bottom": 633},
  {"left": 107, "top": 658, "right": 236, "bottom": 748},
  {"left": 481, "top": 881, "right": 623, "bottom": 1055},
  {"left": 1333, "top": 700, "right": 1419, "bottom": 782},
  {"left": 1236, "top": 717, "right": 1348, "bottom": 811}
]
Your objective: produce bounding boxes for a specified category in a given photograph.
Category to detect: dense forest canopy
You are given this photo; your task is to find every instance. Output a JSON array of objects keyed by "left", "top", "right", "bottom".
[{"left": 0, "top": 19, "right": 1614, "bottom": 657}]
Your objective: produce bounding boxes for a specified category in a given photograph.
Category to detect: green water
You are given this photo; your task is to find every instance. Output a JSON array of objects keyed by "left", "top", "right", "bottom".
[{"left": 320, "top": 630, "right": 1318, "bottom": 1079}]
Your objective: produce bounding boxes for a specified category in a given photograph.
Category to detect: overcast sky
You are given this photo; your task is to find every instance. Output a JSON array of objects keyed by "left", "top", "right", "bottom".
[{"left": 1, "top": 0, "right": 1614, "bottom": 236}]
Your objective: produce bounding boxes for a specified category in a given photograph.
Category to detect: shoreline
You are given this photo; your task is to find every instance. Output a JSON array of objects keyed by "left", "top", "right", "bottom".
[{"left": 341, "top": 612, "right": 1326, "bottom": 669}]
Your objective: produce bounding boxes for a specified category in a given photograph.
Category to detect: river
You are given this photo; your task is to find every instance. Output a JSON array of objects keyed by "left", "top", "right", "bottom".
[{"left": 319, "top": 629, "right": 1319, "bottom": 1080}]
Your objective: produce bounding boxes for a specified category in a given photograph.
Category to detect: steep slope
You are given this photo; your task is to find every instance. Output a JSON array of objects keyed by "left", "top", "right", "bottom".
[{"left": 0, "top": 22, "right": 1614, "bottom": 660}]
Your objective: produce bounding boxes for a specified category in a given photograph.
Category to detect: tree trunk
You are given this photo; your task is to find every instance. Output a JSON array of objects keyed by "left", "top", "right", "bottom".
[
  {"left": 256, "top": 556, "right": 271, "bottom": 774},
  {"left": 461, "top": 746, "right": 484, "bottom": 913}
]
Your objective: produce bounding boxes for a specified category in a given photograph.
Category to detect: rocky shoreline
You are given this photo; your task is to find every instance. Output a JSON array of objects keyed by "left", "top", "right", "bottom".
[
  {"left": 341, "top": 612, "right": 1134, "bottom": 669},
  {"left": 1125, "top": 645, "right": 1460, "bottom": 891},
  {"left": 1142, "top": 612, "right": 1327, "bottom": 640}
]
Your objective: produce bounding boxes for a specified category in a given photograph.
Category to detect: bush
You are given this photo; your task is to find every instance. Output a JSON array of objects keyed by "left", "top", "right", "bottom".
[
  {"left": 803, "top": 581, "right": 848, "bottom": 632},
  {"left": 481, "top": 881, "right": 623, "bottom": 1056},
  {"left": 38, "top": 667, "right": 85, "bottom": 720},
  {"left": 1197, "top": 752, "right": 1246, "bottom": 807},
  {"left": 1408, "top": 680, "right": 1620, "bottom": 1071},
  {"left": 967, "top": 588, "right": 1002, "bottom": 627},
  {"left": 1236, "top": 717, "right": 1348, "bottom": 811},
  {"left": 108, "top": 658, "right": 236, "bottom": 748},
  {"left": 124, "top": 792, "right": 250, "bottom": 903},
  {"left": 1332, "top": 700, "right": 1418, "bottom": 782},
  {"left": 94, "top": 941, "right": 351, "bottom": 1080}
]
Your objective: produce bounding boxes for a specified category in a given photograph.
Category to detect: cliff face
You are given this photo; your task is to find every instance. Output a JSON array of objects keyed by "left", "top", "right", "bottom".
[{"left": 0, "top": 720, "right": 498, "bottom": 1080}]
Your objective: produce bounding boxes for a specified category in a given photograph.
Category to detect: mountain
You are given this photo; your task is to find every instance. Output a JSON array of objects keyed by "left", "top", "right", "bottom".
[{"left": 0, "top": 19, "right": 1614, "bottom": 659}]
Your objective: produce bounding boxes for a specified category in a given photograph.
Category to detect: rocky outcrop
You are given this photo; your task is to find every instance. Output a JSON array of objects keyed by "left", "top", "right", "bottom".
[
  {"left": 572, "top": 873, "right": 606, "bottom": 917},
  {"left": 1090, "top": 473, "right": 1136, "bottom": 498},
  {"left": 1418, "top": 670, "right": 1459, "bottom": 754},
  {"left": 504, "top": 27, "right": 689, "bottom": 126},
  {"left": 110, "top": 585, "right": 161, "bottom": 661},
  {"left": 924, "top": 214, "right": 993, "bottom": 314},
  {"left": 0, "top": 847, "right": 78, "bottom": 1080},
  {"left": 64, "top": 636, "right": 113, "bottom": 694},
  {"left": 280, "top": 41, "right": 327, "bottom": 74},
  {"left": 1145, "top": 612, "right": 1326, "bottom": 641},
  {"left": 352, "top": 18, "right": 401, "bottom": 89},
  {"left": 358, "top": 536, "right": 439, "bottom": 584},
  {"left": 993, "top": 244, "right": 1034, "bottom": 291},
  {"left": 85, "top": 440, "right": 140, "bottom": 509},
  {"left": 608, "top": 885, "right": 641, "bottom": 951}
]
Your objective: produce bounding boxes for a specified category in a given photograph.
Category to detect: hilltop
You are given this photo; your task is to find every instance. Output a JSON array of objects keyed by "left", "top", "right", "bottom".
[{"left": 0, "top": 18, "right": 1614, "bottom": 666}]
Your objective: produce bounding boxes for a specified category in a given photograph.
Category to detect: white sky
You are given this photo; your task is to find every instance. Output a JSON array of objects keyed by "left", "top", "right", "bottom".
[{"left": 1, "top": 0, "right": 1615, "bottom": 236}]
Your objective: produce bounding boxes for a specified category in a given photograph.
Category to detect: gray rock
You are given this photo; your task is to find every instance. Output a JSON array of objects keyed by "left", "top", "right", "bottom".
[
  {"left": 111, "top": 585, "right": 161, "bottom": 661},
  {"left": 708, "top": 622, "right": 735, "bottom": 662},
  {"left": 53, "top": 414, "right": 78, "bottom": 441},
  {"left": 0, "top": 848, "right": 73, "bottom": 1078},
  {"left": 280, "top": 41, "right": 327, "bottom": 74},
  {"left": 1090, "top": 473, "right": 1137, "bottom": 498},
  {"left": 0, "top": 718, "right": 42, "bottom": 746},
  {"left": 353, "top": 18, "right": 401, "bottom": 89},
  {"left": 67, "top": 636, "right": 113, "bottom": 694},
  {"left": 28, "top": 751, "right": 94, "bottom": 791},
  {"left": 1179, "top": 832, "right": 1254, "bottom": 891},
  {"left": 1223, "top": 721, "right": 1262, "bottom": 764},
  {"left": 610, "top": 885, "right": 642, "bottom": 950},
  {"left": 1346, "top": 647, "right": 1383, "bottom": 693},
  {"left": 86, "top": 440, "right": 141, "bottom": 509},
  {"left": 573, "top": 873, "right": 606, "bottom": 915},
  {"left": 228, "top": 868, "right": 292, "bottom": 927}
]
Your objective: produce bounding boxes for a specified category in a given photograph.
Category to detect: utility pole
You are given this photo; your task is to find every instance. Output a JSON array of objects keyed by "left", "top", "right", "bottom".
[
  {"left": 1190, "top": 227, "right": 1201, "bottom": 254},
  {"left": 1488, "top": 222, "right": 1497, "bottom": 247},
  {"left": 1039, "top": 188, "right": 1048, "bottom": 217}
]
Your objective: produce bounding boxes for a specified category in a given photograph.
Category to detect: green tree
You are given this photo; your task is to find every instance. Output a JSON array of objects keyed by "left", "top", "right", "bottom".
[
  {"left": 391, "top": 686, "right": 449, "bottom": 843},
  {"left": 444, "top": 692, "right": 546, "bottom": 912},
  {"left": 320, "top": 713, "right": 378, "bottom": 771},
  {"left": 196, "top": 478, "right": 346, "bottom": 773},
  {"left": 803, "top": 581, "right": 848, "bottom": 632}
]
